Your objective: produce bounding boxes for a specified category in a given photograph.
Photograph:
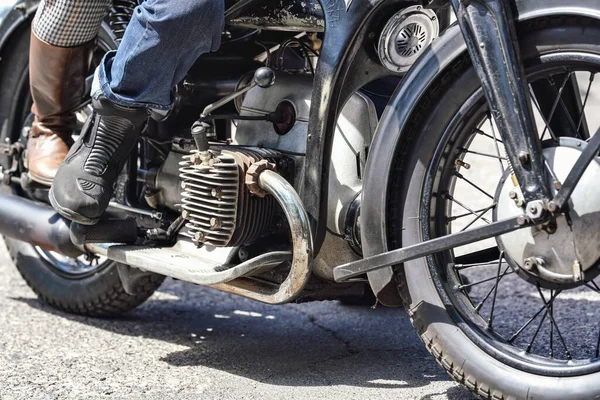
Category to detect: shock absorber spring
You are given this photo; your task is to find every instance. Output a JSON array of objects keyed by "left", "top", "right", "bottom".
[{"left": 107, "top": 0, "right": 137, "bottom": 43}]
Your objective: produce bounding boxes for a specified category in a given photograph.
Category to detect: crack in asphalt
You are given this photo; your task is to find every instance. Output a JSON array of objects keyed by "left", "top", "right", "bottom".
[{"left": 291, "top": 306, "right": 360, "bottom": 356}]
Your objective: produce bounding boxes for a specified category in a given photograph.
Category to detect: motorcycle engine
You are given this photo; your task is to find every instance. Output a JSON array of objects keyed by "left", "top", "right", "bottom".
[{"left": 151, "top": 71, "right": 376, "bottom": 251}]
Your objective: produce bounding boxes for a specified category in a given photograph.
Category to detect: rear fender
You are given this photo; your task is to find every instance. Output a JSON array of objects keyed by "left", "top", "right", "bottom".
[{"left": 0, "top": 1, "right": 37, "bottom": 56}]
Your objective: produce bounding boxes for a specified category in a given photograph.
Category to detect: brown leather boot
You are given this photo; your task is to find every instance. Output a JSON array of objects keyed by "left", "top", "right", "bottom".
[{"left": 27, "top": 31, "right": 94, "bottom": 185}]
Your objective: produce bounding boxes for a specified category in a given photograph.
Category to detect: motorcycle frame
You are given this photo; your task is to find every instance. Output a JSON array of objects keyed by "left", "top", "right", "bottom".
[{"left": 2, "top": 0, "right": 600, "bottom": 305}]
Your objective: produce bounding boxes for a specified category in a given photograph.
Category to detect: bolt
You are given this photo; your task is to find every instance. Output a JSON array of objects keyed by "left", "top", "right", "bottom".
[
  {"left": 553, "top": 181, "right": 562, "bottom": 191},
  {"left": 517, "top": 215, "right": 528, "bottom": 226},
  {"left": 211, "top": 187, "right": 222, "bottom": 199},
  {"left": 509, "top": 190, "right": 517, "bottom": 200},
  {"left": 479, "top": 42, "right": 485, "bottom": 49},
  {"left": 181, "top": 210, "right": 190, "bottom": 220},
  {"left": 194, "top": 231, "right": 206, "bottom": 243},
  {"left": 547, "top": 201, "right": 559, "bottom": 213},
  {"left": 529, "top": 205, "right": 538, "bottom": 214},
  {"left": 518, "top": 151, "right": 530, "bottom": 164},
  {"left": 523, "top": 256, "right": 545, "bottom": 271},
  {"left": 209, "top": 217, "right": 221, "bottom": 229}
]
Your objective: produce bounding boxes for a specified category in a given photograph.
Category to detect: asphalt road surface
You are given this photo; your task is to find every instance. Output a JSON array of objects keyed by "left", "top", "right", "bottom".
[{"left": 0, "top": 240, "right": 474, "bottom": 400}]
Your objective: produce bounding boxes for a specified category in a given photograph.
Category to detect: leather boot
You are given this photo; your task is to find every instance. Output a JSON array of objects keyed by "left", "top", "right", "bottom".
[
  {"left": 50, "top": 95, "right": 149, "bottom": 225},
  {"left": 27, "top": 31, "right": 94, "bottom": 185}
]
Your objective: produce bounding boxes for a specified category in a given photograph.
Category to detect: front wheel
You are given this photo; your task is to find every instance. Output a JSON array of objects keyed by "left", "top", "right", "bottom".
[{"left": 391, "top": 18, "right": 600, "bottom": 399}]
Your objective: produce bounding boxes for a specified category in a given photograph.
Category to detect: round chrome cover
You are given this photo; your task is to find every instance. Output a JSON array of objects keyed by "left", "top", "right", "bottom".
[
  {"left": 495, "top": 138, "right": 600, "bottom": 287},
  {"left": 378, "top": 6, "right": 439, "bottom": 73}
]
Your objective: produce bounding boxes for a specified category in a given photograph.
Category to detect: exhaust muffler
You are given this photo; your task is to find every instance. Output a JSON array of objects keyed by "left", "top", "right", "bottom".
[{"left": 0, "top": 191, "right": 82, "bottom": 257}]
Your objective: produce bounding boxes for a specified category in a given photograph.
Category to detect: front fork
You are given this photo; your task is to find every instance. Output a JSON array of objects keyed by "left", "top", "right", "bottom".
[{"left": 450, "top": 0, "right": 552, "bottom": 218}]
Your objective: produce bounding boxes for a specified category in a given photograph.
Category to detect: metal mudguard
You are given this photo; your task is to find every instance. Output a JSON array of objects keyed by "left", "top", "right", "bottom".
[
  {"left": 362, "top": 0, "right": 600, "bottom": 306},
  {"left": 0, "top": 1, "right": 37, "bottom": 55}
]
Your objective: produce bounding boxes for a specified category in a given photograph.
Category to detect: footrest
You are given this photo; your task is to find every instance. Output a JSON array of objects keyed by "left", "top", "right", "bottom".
[
  {"left": 70, "top": 219, "right": 139, "bottom": 246},
  {"left": 88, "top": 240, "right": 292, "bottom": 285}
]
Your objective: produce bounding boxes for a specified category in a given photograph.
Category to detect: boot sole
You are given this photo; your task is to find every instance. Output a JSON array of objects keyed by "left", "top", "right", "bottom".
[{"left": 49, "top": 189, "right": 99, "bottom": 226}]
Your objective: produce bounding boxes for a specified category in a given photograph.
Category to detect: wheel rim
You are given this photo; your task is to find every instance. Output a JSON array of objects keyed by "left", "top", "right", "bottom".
[
  {"left": 422, "top": 52, "right": 600, "bottom": 376},
  {"left": 35, "top": 247, "right": 111, "bottom": 279}
]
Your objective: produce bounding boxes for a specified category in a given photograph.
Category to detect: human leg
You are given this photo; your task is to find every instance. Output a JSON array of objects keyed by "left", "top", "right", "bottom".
[
  {"left": 28, "top": 0, "right": 111, "bottom": 185},
  {"left": 50, "top": 0, "right": 225, "bottom": 224}
]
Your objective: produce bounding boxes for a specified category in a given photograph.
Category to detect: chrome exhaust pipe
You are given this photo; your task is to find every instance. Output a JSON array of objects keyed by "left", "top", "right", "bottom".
[
  {"left": 0, "top": 191, "right": 82, "bottom": 257},
  {"left": 211, "top": 169, "right": 314, "bottom": 304}
]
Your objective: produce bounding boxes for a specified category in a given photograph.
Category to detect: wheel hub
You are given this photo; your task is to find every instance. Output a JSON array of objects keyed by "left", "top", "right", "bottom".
[{"left": 494, "top": 138, "right": 600, "bottom": 289}]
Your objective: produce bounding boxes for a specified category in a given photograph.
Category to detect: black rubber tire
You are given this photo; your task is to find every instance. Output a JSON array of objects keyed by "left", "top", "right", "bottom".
[
  {"left": 4, "top": 238, "right": 164, "bottom": 317},
  {"left": 0, "top": 22, "right": 164, "bottom": 317},
  {"left": 389, "top": 18, "right": 600, "bottom": 400},
  {"left": 0, "top": 22, "right": 32, "bottom": 157}
]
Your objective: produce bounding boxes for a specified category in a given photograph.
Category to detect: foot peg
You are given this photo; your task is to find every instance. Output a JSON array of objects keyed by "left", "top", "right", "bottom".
[{"left": 70, "top": 218, "right": 139, "bottom": 246}]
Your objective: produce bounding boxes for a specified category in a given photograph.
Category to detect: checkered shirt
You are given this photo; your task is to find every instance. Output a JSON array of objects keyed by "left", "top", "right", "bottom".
[{"left": 33, "top": 0, "right": 112, "bottom": 47}]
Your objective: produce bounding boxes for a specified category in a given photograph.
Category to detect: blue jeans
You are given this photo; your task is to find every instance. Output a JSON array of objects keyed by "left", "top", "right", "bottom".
[{"left": 94, "top": 0, "right": 224, "bottom": 110}]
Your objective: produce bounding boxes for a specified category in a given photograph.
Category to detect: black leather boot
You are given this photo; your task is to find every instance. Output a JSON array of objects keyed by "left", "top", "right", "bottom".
[{"left": 49, "top": 95, "right": 149, "bottom": 225}]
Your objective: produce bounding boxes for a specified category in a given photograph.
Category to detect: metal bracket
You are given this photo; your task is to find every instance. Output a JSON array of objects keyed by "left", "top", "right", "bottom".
[
  {"left": 333, "top": 216, "right": 532, "bottom": 282},
  {"left": 549, "top": 127, "right": 600, "bottom": 212}
]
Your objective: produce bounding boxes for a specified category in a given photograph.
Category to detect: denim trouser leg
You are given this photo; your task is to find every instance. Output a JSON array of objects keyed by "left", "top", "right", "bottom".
[{"left": 96, "top": 0, "right": 224, "bottom": 110}]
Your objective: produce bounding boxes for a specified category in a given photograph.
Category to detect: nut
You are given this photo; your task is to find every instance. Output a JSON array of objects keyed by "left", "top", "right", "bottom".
[
  {"left": 245, "top": 160, "right": 277, "bottom": 198},
  {"left": 518, "top": 151, "right": 530, "bottom": 164}
]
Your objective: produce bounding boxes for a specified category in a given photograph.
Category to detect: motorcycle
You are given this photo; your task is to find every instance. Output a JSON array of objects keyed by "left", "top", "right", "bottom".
[{"left": 1, "top": 0, "right": 600, "bottom": 398}]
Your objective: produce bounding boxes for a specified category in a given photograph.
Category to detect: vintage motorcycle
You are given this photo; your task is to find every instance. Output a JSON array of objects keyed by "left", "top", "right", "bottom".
[{"left": 1, "top": 0, "right": 600, "bottom": 398}]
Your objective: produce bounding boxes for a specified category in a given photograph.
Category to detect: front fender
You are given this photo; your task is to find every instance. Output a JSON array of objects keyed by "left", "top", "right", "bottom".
[{"left": 363, "top": 0, "right": 600, "bottom": 306}]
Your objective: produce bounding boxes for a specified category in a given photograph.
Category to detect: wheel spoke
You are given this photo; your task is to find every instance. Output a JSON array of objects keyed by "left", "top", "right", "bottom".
[
  {"left": 453, "top": 170, "right": 495, "bottom": 200},
  {"left": 488, "top": 119, "right": 506, "bottom": 173},
  {"left": 475, "top": 128, "right": 503, "bottom": 144},
  {"left": 447, "top": 207, "right": 496, "bottom": 222},
  {"left": 486, "top": 251, "right": 504, "bottom": 328},
  {"left": 537, "top": 286, "right": 571, "bottom": 359},
  {"left": 460, "top": 203, "right": 496, "bottom": 232},
  {"left": 454, "top": 260, "right": 504, "bottom": 271},
  {"left": 458, "top": 269, "right": 514, "bottom": 290},
  {"left": 526, "top": 306, "right": 549, "bottom": 353},
  {"left": 576, "top": 72, "right": 595, "bottom": 133},
  {"left": 508, "top": 290, "right": 561, "bottom": 344},
  {"left": 458, "top": 147, "right": 508, "bottom": 161},
  {"left": 444, "top": 193, "right": 492, "bottom": 224},
  {"left": 474, "top": 263, "right": 510, "bottom": 312},
  {"left": 533, "top": 73, "right": 574, "bottom": 141},
  {"left": 596, "top": 325, "right": 600, "bottom": 358},
  {"left": 549, "top": 77, "right": 583, "bottom": 138},
  {"left": 529, "top": 84, "right": 559, "bottom": 142}
]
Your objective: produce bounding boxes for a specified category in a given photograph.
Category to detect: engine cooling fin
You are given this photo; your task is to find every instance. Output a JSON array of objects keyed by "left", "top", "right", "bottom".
[{"left": 179, "top": 147, "right": 281, "bottom": 247}]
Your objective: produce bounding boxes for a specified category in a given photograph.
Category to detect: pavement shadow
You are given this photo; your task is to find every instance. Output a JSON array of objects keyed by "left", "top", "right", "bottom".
[{"left": 11, "top": 278, "right": 469, "bottom": 393}]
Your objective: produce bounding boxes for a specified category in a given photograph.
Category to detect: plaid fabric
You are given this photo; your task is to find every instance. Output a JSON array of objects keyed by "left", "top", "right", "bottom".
[{"left": 33, "top": 0, "right": 112, "bottom": 47}]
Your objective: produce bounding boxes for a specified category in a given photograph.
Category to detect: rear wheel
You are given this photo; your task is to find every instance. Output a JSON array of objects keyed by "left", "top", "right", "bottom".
[
  {"left": 391, "top": 18, "right": 600, "bottom": 399},
  {"left": 0, "top": 22, "right": 163, "bottom": 317}
]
